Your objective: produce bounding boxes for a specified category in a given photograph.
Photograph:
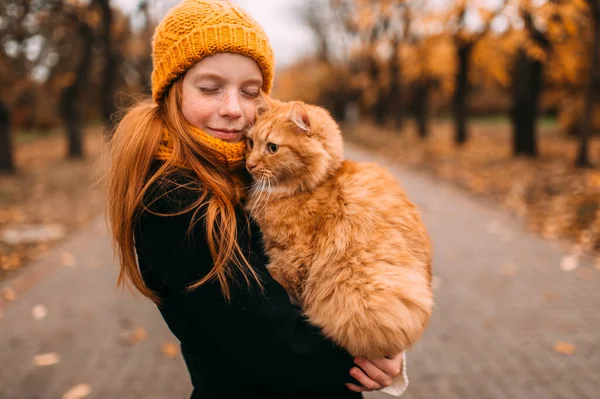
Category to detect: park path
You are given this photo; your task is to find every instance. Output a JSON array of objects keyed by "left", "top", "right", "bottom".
[{"left": 0, "top": 143, "right": 598, "bottom": 399}]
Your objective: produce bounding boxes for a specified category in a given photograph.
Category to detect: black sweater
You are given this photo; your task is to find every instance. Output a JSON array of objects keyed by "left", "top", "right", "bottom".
[{"left": 134, "top": 168, "right": 363, "bottom": 399}]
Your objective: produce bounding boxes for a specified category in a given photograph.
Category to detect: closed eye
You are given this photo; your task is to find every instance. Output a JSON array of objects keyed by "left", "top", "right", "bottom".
[
  {"left": 199, "top": 87, "right": 219, "bottom": 94},
  {"left": 242, "top": 89, "right": 260, "bottom": 98},
  {"left": 247, "top": 137, "right": 254, "bottom": 149}
]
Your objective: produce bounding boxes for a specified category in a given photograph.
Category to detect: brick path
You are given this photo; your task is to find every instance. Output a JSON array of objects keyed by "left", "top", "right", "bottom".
[{"left": 0, "top": 143, "right": 598, "bottom": 399}]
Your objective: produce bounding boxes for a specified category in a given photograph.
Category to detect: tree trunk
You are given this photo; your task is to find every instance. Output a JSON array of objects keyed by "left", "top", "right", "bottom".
[
  {"left": 368, "top": 56, "right": 387, "bottom": 127},
  {"left": 60, "top": 20, "right": 94, "bottom": 159},
  {"left": 511, "top": 50, "right": 542, "bottom": 157},
  {"left": 576, "top": 0, "right": 599, "bottom": 168},
  {"left": 96, "top": 0, "right": 118, "bottom": 138},
  {"left": 414, "top": 82, "right": 429, "bottom": 139},
  {"left": 389, "top": 39, "right": 403, "bottom": 130},
  {"left": 0, "top": 102, "right": 15, "bottom": 174},
  {"left": 454, "top": 43, "right": 472, "bottom": 146}
]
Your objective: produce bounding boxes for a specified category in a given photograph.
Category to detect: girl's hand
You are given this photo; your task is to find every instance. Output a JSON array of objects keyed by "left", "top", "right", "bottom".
[{"left": 345, "top": 352, "right": 404, "bottom": 392}]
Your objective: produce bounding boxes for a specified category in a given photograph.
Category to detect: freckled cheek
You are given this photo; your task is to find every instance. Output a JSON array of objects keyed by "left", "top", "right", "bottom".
[
  {"left": 242, "top": 102, "right": 257, "bottom": 125},
  {"left": 182, "top": 97, "right": 218, "bottom": 129}
]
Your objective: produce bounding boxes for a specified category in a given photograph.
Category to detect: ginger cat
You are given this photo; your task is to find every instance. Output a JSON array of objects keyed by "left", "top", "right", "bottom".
[{"left": 244, "top": 97, "right": 433, "bottom": 358}]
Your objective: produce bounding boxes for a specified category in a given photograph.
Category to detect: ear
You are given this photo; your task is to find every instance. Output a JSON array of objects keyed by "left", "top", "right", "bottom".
[
  {"left": 288, "top": 102, "right": 311, "bottom": 133},
  {"left": 256, "top": 91, "right": 270, "bottom": 117}
]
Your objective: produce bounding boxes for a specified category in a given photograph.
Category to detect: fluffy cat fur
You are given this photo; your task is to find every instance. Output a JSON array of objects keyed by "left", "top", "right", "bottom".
[{"left": 244, "top": 97, "right": 433, "bottom": 358}]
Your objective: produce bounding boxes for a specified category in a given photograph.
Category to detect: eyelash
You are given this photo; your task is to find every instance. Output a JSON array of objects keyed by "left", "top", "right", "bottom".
[
  {"left": 242, "top": 90, "right": 259, "bottom": 98},
  {"left": 198, "top": 87, "right": 259, "bottom": 98}
]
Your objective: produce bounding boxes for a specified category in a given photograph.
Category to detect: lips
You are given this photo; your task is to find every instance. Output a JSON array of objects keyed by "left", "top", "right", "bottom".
[
  {"left": 207, "top": 127, "right": 244, "bottom": 142},
  {"left": 211, "top": 128, "right": 241, "bottom": 133}
]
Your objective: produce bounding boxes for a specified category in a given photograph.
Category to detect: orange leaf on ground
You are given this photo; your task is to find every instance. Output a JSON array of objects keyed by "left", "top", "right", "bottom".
[
  {"left": 60, "top": 252, "right": 76, "bottom": 267},
  {"left": 32, "top": 304, "right": 48, "bottom": 320},
  {"left": 2, "top": 287, "right": 16, "bottom": 302},
  {"left": 554, "top": 341, "right": 576, "bottom": 355},
  {"left": 129, "top": 327, "right": 147, "bottom": 344},
  {"left": 560, "top": 255, "right": 579, "bottom": 272},
  {"left": 33, "top": 352, "right": 61, "bottom": 366},
  {"left": 62, "top": 383, "right": 92, "bottom": 399},
  {"left": 161, "top": 342, "right": 180, "bottom": 358}
]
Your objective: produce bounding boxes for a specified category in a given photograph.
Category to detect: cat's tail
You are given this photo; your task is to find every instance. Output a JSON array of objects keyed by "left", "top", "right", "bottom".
[{"left": 302, "top": 256, "right": 433, "bottom": 358}]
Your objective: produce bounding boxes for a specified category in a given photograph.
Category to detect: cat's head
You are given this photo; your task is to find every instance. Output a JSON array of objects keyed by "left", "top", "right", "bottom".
[{"left": 245, "top": 96, "right": 343, "bottom": 195}]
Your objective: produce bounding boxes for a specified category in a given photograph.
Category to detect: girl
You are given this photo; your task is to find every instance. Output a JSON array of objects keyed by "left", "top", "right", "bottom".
[{"left": 105, "top": 1, "right": 406, "bottom": 398}]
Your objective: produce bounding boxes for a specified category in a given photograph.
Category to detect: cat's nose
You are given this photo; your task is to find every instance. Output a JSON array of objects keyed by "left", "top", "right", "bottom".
[{"left": 246, "top": 162, "right": 257, "bottom": 171}]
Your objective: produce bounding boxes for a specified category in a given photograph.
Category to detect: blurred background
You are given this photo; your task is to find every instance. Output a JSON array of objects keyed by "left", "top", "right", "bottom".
[{"left": 0, "top": 0, "right": 599, "bottom": 398}]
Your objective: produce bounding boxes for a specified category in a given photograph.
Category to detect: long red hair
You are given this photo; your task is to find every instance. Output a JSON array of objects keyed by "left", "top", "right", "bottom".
[{"left": 105, "top": 78, "right": 262, "bottom": 304}]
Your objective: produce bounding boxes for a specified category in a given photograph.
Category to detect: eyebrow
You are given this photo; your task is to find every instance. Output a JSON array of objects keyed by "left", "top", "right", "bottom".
[{"left": 192, "top": 72, "right": 262, "bottom": 86}]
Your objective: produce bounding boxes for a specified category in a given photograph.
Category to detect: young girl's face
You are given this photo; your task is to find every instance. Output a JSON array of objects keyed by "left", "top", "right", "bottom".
[{"left": 181, "top": 53, "right": 263, "bottom": 143}]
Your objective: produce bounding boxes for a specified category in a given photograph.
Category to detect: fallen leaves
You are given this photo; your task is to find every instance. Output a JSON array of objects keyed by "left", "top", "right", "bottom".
[
  {"left": 33, "top": 352, "right": 61, "bottom": 367},
  {"left": 554, "top": 341, "right": 576, "bottom": 355},
  {"left": 32, "top": 304, "right": 48, "bottom": 320},
  {"left": 120, "top": 327, "right": 148, "bottom": 346},
  {"left": 161, "top": 342, "right": 180, "bottom": 358},
  {"left": 1, "top": 287, "right": 16, "bottom": 302},
  {"left": 0, "top": 128, "right": 105, "bottom": 283},
  {"left": 62, "top": 383, "right": 92, "bottom": 399},
  {"left": 130, "top": 327, "right": 147, "bottom": 343},
  {"left": 0, "top": 254, "right": 22, "bottom": 271},
  {"left": 347, "top": 121, "right": 600, "bottom": 253},
  {"left": 60, "top": 252, "right": 76, "bottom": 267},
  {"left": 560, "top": 255, "right": 579, "bottom": 272}
]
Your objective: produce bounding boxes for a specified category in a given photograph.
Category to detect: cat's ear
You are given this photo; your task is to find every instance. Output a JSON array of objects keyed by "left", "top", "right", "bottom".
[
  {"left": 256, "top": 91, "right": 270, "bottom": 117},
  {"left": 288, "top": 102, "right": 311, "bottom": 133}
]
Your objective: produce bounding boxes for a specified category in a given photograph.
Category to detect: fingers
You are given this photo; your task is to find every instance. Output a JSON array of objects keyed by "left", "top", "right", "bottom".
[
  {"left": 353, "top": 358, "right": 392, "bottom": 388},
  {"left": 345, "top": 365, "right": 382, "bottom": 392},
  {"left": 344, "top": 352, "right": 405, "bottom": 393},
  {"left": 369, "top": 352, "right": 404, "bottom": 377},
  {"left": 345, "top": 383, "right": 365, "bottom": 393}
]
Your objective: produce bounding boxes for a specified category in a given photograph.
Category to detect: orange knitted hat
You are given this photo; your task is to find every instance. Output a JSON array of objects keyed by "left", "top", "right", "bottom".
[{"left": 151, "top": 0, "right": 275, "bottom": 104}]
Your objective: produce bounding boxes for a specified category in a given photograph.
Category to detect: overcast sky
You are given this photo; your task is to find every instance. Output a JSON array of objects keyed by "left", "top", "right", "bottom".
[{"left": 114, "top": 0, "right": 318, "bottom": 69}]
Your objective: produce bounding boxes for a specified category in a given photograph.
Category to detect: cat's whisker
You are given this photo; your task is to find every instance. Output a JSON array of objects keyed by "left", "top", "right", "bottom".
[
  {"left": 251, "top": 178, "right": 264, "bottom": 215},
  {"left": 260, "top": 176, "right": 272, "bottom": 215},
  {"left": 252, "top": 178, "right": 268, "bottom": 216}
]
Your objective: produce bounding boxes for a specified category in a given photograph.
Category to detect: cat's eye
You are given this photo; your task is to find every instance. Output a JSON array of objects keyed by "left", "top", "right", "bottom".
[
  {"left": 247, "top": 137, "right": 254, "bottom": 149},
  {"left": 267, "top": 143, "right": 279, "bottom": 154}
]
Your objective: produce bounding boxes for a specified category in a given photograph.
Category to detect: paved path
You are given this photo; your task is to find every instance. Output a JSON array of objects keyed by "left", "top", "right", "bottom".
[{"left": 0, "top": 143, "right": 598, "bottom": 399}]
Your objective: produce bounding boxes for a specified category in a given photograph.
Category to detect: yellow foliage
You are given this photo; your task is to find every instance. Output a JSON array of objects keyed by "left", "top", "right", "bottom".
[{"left": 472, "top": 34, "right": 515, "bottom": 88}]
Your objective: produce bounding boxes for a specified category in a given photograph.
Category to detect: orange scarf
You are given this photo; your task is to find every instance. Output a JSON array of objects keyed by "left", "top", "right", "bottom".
[{"left": 156, "top": 126, "right": 246, "bottom": 165}]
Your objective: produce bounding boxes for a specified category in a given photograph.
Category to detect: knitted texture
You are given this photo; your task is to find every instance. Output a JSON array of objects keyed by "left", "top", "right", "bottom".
[
  {"left": 151, "top": 0, "right": 275, "bottom": 103},
  {"left": 156, "top": 126, "right": 246, "bottom": 166}
]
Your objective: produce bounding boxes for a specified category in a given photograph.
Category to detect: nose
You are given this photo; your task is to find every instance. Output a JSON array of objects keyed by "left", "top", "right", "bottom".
[
  {"left": 219, "top": 91, "right": 243, "bottom": 119},
  {"left": 246, "top": 161, "right": 257, "bottom": 171}
]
